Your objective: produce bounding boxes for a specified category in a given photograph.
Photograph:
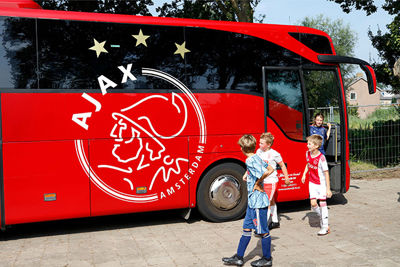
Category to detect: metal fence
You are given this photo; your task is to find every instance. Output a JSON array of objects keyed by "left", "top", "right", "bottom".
[
  {"left": 311, "top": 103, "right": 400, "bottom": 173},
  {"left": 347, "top": 103, "right": 400, "bottom": 173}
]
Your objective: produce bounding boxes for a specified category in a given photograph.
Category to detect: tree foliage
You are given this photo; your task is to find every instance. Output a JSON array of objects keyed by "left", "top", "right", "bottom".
[
  {"left": 368, "top": 1, "right": 400, "bottom": 93},
  {"left": 329, "top": 0, "right": 400, "bottom": 93},
  {"left": 156, "top": 0, "right": 262, "bottom": 22},
  {"left": 300, "top": 15, "right": 358, "bottom": 81},
  {"left": 328, "top": 0, "right": 377, "bottom": 15},
  {"left": 156, "top": 0, "right": 234, "bottom": 21}
]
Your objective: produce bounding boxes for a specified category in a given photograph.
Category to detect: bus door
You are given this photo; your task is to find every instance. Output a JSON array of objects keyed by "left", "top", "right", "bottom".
[
  {"left": 263, "top": 66, "right": 345, "bottom": 200},
  {"left": 302, "top": 68, "right": 345, "bottom": 193},
  {"left": 263, "top": 67, "right": 309, "bottom": 201}
]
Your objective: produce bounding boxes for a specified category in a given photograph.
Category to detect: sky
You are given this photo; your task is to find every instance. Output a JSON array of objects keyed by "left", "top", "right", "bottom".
[{"left": 151, "top": 0, "right": 394, "bottom": 64}]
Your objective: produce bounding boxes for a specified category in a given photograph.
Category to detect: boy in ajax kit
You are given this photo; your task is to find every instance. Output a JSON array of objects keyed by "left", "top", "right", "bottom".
[
  {"left": 256, "top": 132, "right": 290, "bottom": 229},
  {"left": 301, "top": 134, "right": 332, "bottom": 236},
  {"left": 222, "top": 134, "right": 274, "bottom": 267}
]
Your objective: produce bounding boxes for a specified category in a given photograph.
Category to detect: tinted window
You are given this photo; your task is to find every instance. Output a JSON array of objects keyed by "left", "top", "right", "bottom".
[
  {"left": 289, "top": 32, "right": 332, "bottom": 55},
  {"left": 1, "top": 16, "right": 317, "bottom": 91},
  {"left": 266, "top": 69, "right": 305, "bottom": 140},
  {"left": 0, "top": 17, "right": 37, "bottom": 89},
  {"left": 37, "top": 19, "right": 185, "bottom": 89},
  {"left": 186, "top": 28, "right": 302, "bottom": 92},
  {"left": 303, "top": 69, "right": 341, "bottom": 123}
]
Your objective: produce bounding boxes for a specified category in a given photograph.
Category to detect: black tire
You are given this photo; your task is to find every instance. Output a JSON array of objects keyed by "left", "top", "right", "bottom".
[{"left": 197, "top": 163, "right": 247, "bottom": 222}]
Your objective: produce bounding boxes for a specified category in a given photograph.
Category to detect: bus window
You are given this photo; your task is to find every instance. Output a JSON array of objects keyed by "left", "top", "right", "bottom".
[
  {"left": 0, "top": 17, "right": 37, "bottom": 89},
  {"left": 265, "top": 68, "right": 305, "bottom": 140},
  {"left": 36, "top": 19, "right": 185, "bottom": 90},
  {"left": 185, "top": 27, "right": 302, "bottom": 92},
  {"left": 185, "top": 29, "right": 259, "bottom": 92},
  {"left": 303, "top": 69, "right": 341, "bottom": 124}
]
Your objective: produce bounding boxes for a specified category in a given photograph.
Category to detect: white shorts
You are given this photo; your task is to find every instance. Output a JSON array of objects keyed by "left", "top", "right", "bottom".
[
  {"left": 309, "top": 182, "right": 327, "bottom": 200},
  {"left": 263, "top": 182, "right": 277, "bottom": 201}
]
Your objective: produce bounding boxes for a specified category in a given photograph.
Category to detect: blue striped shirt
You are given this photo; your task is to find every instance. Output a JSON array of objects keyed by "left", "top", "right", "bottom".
[{"left": 246, "top": 154, "right": 270, "bottom": 209}]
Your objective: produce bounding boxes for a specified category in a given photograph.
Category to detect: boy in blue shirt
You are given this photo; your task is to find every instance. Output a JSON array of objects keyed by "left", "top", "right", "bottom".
[
  {"left": 309, "top": 113, "right": 331, "bottom": 155},
  {"left": 222, "top": 134, "right": 274, "bottom": 267}
]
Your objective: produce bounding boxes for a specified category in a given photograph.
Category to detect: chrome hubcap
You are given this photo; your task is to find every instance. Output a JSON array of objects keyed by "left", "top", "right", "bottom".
[{"left": 209, "top": 175, "right": 241, "bottom": 210}]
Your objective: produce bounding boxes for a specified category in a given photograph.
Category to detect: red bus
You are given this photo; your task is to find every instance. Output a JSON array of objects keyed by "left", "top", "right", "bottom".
[{"left": 0, "top": 0, "right": 376, "bottom": 228}]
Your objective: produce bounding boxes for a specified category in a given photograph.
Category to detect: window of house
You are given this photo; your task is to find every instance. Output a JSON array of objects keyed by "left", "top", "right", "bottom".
[{"left": 350, "top": 92, "right": 357, "bottom": 100}]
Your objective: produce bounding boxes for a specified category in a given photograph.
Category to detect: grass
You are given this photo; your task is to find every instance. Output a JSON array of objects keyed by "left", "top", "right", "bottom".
[
  {"left": 350, "top": 160, "right": 378, "bottom": 171},
  {"left": 350, "top": 160, "right": 400, "bottom": 180},
  {"left": 347, "top": 106, "right": 400, "bottom": 129}
]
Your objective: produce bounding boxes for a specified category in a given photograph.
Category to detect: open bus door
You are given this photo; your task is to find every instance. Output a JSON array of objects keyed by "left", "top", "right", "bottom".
[
  {"left": 302, "top": 67, "right": 345, "bottom": 193},
  {"left": 264, "top": 55, "right": 377, "bottom": 196},
  {"left": 263, "top": 66, "right": 310, "bottom": 201},
  {"left": 263, "top": 66, "right": 346, "bottom": 197},
  {"left": 317, "top": 55, "right": 377, "bottom": 193}
]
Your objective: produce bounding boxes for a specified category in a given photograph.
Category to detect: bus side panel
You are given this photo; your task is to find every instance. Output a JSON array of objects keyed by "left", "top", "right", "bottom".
[
  {"left": 89, "top": 137, "right": 189, "bottom": 216},
  {"left": 188, "top": 135, "right": 246, "bottom": 208},
  {"left": 186, "top": 93, "right": 265, "bottom": 208},
  {"left": 2, "top": 140, "right": 90, "bottom": 225},
  {"left": 266, "top": 117, "right": 309, "bottom": 202}
]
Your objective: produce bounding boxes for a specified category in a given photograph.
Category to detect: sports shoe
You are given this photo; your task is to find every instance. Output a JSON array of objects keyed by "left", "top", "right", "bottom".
[
  {"left": 250, "top": 256, "right": 273, "bottom": 267},
  {"left": 317, "top": 226, "right": 330, "bottom": 236},
  {"left": 222, "top": 254, "right": 244, "bottom": 266},
  {"left": 268, "top": 221, "right": 280, "bottom": 230}
]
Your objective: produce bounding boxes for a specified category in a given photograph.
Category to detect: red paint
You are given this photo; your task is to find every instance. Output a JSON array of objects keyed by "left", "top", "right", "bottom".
[
  {"left": 0, "top": 1, "right": 375, "bottom": 226},
  {"left": 0, "top": 0, "right": 41, "bottom": 9}
]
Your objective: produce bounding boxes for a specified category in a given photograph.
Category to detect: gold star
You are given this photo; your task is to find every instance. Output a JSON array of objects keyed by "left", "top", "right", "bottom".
[
  {"left": 174, "top": 41, "right": 190, "bottom": 59},
  {"left": 89, "top": 39, "right": 108, "bottom": 58},
  {"left": 132, "top": 29, "right": 150, "bottom": 47}
]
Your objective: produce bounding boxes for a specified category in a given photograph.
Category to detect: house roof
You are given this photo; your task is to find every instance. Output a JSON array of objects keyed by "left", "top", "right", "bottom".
[
  {"left": 347, "top": 77, "right": 383, "bottom": 91},
  {"left": 347, "top": 76, "right": 400, "bottom": 100}
]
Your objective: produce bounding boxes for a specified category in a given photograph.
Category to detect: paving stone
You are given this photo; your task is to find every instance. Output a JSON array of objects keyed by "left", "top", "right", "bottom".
[{"left": 1, "top": 178, "right": 399, "bottom": 266}]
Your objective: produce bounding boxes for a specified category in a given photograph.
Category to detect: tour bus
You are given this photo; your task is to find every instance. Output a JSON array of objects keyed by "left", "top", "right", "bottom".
[{"left": 0, "top": 0, "right": 376, "bottom": 229}]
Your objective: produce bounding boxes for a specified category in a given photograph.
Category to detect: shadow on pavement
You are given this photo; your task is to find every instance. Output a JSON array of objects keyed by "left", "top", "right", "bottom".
[
  {"left": 0, "top": 194, "right": 349, "bottom": 241},
  {"left": 276, "top": 193, "right": 347, "bottom": 224},
  {"left": 398, "top": 192, "right": 400, "bottom": 202},
  {"left": 328, "top": 193, "right": 348, "bottom": 205},
  {"left": 301, "top": 212, "right": 321, "bottom": 228},
  {"left": 243, "top": 238, "right": 276, "bottom": 264},
  {"left": 0, "top": 208, "right": 203, "bottom": 241},
  {"left": 275, "top": 193, "right": 348, "bottom": 214}
]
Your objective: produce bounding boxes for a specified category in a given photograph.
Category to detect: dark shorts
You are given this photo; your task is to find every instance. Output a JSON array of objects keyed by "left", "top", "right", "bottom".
[{"left": 243, "top": 206, "right": 269, "bottom": 234}]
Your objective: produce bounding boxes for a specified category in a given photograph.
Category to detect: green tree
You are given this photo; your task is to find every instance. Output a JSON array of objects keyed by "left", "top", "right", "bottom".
[
  {"left": 328, "top": 0, "right": 400, "bottom": 94},
  {"left": 299, "top": 14, "right": 358, "bottom": 82},
  {"left": 156, "top": 0, "right": 234, "bottom": 21},
  {"left": 368, "top": 2, "right": 400, "bottom": 93},
  {"left": 156, "top": 0, "right": 263, "bottom": 22},
  {"left": 327, "top": 0, "right": 377, "bottom": 15}
]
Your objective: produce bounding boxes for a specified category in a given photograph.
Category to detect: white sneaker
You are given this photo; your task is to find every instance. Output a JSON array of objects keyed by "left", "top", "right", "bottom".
[{"left": 317, "top": 226, "right": 330, "bottom": 236}]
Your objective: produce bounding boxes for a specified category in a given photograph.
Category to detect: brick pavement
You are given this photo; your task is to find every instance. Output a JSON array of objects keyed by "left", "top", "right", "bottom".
[{"left": 0, "top": 178, "right": 399, "bottom": 267}]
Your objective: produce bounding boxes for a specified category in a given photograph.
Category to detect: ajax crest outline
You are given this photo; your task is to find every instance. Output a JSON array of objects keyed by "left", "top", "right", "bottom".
[{"left": 73, "top": 67, "right": 207, "bottom": 203}]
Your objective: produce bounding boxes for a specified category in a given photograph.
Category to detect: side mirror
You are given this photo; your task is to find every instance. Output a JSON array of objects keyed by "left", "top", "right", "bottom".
[
  {"left": 318, "top": 55, "right": 377, "bottom": 95},
  {"left": 360, "top": 64, "right": 376, "bottom": 94}
]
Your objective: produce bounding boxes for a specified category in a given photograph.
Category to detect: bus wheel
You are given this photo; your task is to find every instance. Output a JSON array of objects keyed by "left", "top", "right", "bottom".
[{"left": 197, "top": 163, "right": 247, "bottom": 222}]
